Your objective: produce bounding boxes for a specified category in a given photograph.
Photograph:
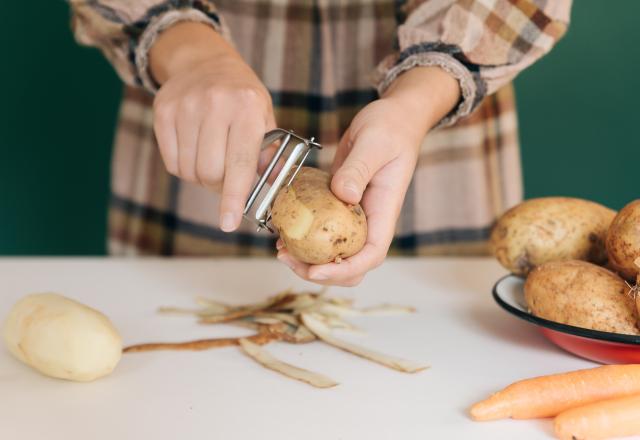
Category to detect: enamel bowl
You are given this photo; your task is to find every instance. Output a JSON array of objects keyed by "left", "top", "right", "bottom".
[{"left": 493, "top": 275, "right": 640, "bottom": 364}]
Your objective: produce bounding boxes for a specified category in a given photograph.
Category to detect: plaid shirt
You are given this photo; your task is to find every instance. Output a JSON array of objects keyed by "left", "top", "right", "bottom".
[{"left": 69, "top": 0, "right": 571, "bottom": 257}]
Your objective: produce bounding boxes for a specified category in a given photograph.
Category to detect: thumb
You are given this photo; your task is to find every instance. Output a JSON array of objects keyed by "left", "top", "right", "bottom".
[{"left": 331, "top": 135, "right": 386, "bottom": 205}]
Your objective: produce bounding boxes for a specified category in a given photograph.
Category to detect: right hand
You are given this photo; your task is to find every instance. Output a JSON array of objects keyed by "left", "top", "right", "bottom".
[{"left": 150, "top": 23, "right": 276, "bottom": 232}]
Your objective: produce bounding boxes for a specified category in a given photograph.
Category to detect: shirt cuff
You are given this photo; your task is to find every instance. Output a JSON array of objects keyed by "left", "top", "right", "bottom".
[
  {"left": 375, "top": 50, "right": 485, "bottom": 128},
  {"left": 134, "top": 8, "right": 228, "bottom": 93}
]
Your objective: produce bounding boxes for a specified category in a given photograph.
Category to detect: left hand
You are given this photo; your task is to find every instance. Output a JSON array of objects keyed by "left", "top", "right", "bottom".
[{"left": 277, "top": 67, "right": 461, "bottom": 286}]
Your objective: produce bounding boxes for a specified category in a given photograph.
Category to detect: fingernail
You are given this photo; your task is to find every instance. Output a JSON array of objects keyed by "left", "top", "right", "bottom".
[
  {"left": 276, "top": 240, "right": 284, "bottom": 250},
  {"left": 220, "top": 213, "right": 236, "bottom": 232},
  {"left": 310, "top": 272, "right": 328, "bottom": 281},
  {"left": 343, "top": 180, "right": 360, "bottom": 199}
]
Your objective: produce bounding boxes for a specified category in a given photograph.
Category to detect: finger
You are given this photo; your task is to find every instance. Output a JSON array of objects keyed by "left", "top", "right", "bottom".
[
  {"left": 277, "top": 247, "right": 366, "bottom": 286},
  {"left": 257, "top": 142, "right": 279, "bottom": 175},
  {"left": 337, "top": 275, "right": 365, "bottom": 287},
  {"left": 309, "top": 165, "right": 406, "bottom": 282},
  {"left": 257, "top": 140, "right": 289, "bottom": 184},
  {"left": 257, "top": 108, "right": 278, "bottom": 174},
  {"left": 277, "top": 250, "right": 310, "bottom": 279},
  {"left": 195, "top": 115, "right": 228, "bottom": 190},
  {"left": 277, "top": 250, "right": 353, "bottom": 286},
  {"left": 258, "top": 108, "right": 286, "bottom": 183},
  {"left": 152, "top": 100, "right": 179, "bottom": 175},
  {"left": 307, "top": 242, "right": 384, "bottom": 283},
  {"left": 265, "top": 109, "right": 277, "bottom": 131},
  {"left": 330, "top": 127, "right": 353, "bottom": 175},
  {"left": 219, "top": 117, "right": 264, "bottom": 232},
  {"left": 175, "top": 98, "right": 201, "bottom": 182},
  {"left": 276, "top": 239, "right": 285, "bottom": 250},
  {"left": 331, "top": 132, "right": 389, "bottom": 205}
]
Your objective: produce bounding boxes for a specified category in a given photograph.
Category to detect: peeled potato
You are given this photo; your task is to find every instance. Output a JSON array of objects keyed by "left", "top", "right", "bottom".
[
  {"left": 3, "top": 293, "right": 122, "bottom": 381},
  {"left": 491, "top": 197, "right": 616, "bottom": 276},
  {"left": 271, "top": 167, "right": 367, "bottom": 264},
  {"left": 606, "top": 200, "right": 640, "bottom": 281},
  {"left": 524, "top": 260, "right": 638, "bottom": 335}
]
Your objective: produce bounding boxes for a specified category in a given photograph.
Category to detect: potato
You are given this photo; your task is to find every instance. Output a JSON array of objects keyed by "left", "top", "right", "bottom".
[
  {"left": 491, "top": 197, "right": 616, "bottom": 276},
  {"left": 524, "top": 260, "right": 638, "bottom": 335},
  {"left": 3, "top": 293, "right": 122, "bottom": 381},
  {"left": 606, "top": 200, "right": 640, "bottom": 281},
  {"left": 271, "top": 167, "right": 367, "bottom": 264},
  {"left": 635, "top": 258, "right": 640, "bottom": 318}
]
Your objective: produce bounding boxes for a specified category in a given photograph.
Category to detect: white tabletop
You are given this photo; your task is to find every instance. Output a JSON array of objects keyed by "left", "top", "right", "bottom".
[{"left": 0, "top": 257, "right": 596, "bottom": 439}]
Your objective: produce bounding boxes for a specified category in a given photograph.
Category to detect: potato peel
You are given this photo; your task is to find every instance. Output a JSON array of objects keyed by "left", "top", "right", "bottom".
[
  {"left": 319, "top": 303, "right": 416, "bottom": 317},
  {"left": 320, "top": 315, "right": 364, "bottom": 333},
  {"left": 123, "top": 332, "right": 274, "bottom": 353},
  {"left": 197, "top": 291, "right": 295, "bottom": 323},
  {"left": 239, "top": 339, "right": 338, "bottom": 388},
  {"left": 125, "top": 289, "right": 428, "bottom": 385},
  {"left": 301, "top": 313, "right": 429, "bottom": 373},
  {"left": 358, "top": 304, "right": 417, "bottom": 316}
]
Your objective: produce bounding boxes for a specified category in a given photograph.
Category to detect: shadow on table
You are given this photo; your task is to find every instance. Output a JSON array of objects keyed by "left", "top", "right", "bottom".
[
  {"left": 461, "top": 304, "right": 564, "bottom": 355},
  {"left": 390, "top": 257, "right": 506, "bottom": 298},
  {"left": 389, "top": 258, "right": 570, "bottom": 356},
  {"left": 127, "top": 258, "right": 309, "bottom": 301}
]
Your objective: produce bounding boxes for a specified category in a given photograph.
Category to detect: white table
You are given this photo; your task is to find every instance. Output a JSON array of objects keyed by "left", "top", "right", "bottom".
[{"left": 0, "top": 258, "right": 596, "bottom": 439}]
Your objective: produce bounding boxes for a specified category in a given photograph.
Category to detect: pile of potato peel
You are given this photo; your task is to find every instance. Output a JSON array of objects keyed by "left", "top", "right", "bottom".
[
  {"left": 124, "top": 290, "right": 428, "bottom": 387},
  {"left": 491, "top": 197, "right": 640, "bottom": 335}
]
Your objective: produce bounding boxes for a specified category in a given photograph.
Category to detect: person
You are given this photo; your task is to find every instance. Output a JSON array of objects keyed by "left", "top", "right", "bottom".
[{"left": 69, "top": 0, "right": 571, "bottom": 286}]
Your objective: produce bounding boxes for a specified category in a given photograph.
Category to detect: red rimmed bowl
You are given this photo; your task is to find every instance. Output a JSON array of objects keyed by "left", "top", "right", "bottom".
[{"left": 493, "top": 275, "right": 640, "bottom": 364}]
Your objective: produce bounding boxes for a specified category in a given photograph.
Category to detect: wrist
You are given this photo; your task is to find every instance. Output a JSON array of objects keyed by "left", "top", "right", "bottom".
[
  {"left": 382, "top": 66, "right": 461, "bottom": 132},
  {"left": 149, "top": 21, "right": 236, "bottom": 84}
]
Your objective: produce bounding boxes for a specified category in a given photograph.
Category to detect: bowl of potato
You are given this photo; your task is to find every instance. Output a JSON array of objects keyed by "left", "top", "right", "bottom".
[{"left": 490, "top": 198, "right": 640, "bottom": 364}]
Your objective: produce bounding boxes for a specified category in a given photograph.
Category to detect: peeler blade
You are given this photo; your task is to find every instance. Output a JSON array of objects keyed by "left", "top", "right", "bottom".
[{"left": 242, "top": 129, "right": 321, "bottom": 233}]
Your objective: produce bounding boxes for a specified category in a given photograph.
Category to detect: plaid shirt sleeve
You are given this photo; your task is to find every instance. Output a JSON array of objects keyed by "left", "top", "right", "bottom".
[
  {"left": 375, "top": 0, "right": 572, "bottom": 126},
  {"left": 68, "top": 0, "right": 231, "bottom": 92}
]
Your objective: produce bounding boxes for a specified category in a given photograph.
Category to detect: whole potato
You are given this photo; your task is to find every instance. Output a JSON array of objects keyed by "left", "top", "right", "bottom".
[
  {"left": 3, "top": 293, "right": 122, "bottom": 381},
  {"left": 271, "top": 167, "right": 367, "bottom": 264},
  {"left": 525, "top": 260, "right": 638, "bottom": 335},
  {"left": 635, "top": 258, "right": 640, "bottom": 319},
  {"left": 606, "top": 200, "right": 640, "bottom": 281},
  {"left": 491, "top": 197, "right": 616, "bottom": 276}
]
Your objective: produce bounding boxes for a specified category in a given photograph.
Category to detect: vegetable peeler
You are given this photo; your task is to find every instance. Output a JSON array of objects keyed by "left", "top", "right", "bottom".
[{"left": 243, "top": 129, "right": 322, "bottom": 233}]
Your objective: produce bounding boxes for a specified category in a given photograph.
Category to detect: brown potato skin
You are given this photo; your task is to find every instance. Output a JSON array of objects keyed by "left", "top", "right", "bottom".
[
  {"left": 606, "top": 200, "right": 640, "bottom": 281},
  {"left": 271, "top": 167, "right": 367, "bottom": 265},
  {"left": 636, "top": 268, "right": 640, "bottom": 321},
  {"left": 524, "top": 260, "right": 638, "bottom": 335},
  {"left": 490, "top": 197, "right": 616, "bottom": 276}
]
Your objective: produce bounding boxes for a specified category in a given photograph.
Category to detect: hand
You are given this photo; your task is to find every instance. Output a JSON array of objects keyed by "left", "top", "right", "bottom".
[
  {"left": 149, "top": 23, "right": 276, "bottom": 232},
  {"left": 276, "top": 98, "right": 422, "bottom": 286},
  {"left": 276, "top": 67, "right": 461, "bottom": 286}
]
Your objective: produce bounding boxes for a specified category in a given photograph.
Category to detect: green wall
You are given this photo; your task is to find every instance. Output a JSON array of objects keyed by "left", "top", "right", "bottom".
[
  {"left": 1, "top": 1, "right": 638, "bottom": 255},
  {"left": 515, "top": 1, "right": 639, "bottom": 210}
]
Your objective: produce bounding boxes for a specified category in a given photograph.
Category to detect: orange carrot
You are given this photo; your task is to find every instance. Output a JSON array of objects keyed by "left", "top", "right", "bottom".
[
  {"left": 470, "top": 365, "right": 640, "bottom": 421},
  {"left": 554, "top": 393, "right": 640, "bottom": 440}
]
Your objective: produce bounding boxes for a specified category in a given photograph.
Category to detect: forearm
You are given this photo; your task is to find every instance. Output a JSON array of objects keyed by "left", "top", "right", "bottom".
[
  {"left": 70, "top": 1, "right": 230, "bottom": 90},
  {"left": 149, "top": 22, "right": 236, "bottom": 85},
  {"left": 375, "top": 0, "right": 570, "bottom": 127},
  {"left": 382, "top": 67, "right": 460, "bottom": 135}
]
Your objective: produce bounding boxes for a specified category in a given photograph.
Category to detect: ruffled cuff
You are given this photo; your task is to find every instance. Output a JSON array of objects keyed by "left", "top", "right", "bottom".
[
  {"left": 131, "top": 8, "right": 229, "bottom": 93},
  {"left": 375, "top": 44, "right": 487, "bottom": 127}
]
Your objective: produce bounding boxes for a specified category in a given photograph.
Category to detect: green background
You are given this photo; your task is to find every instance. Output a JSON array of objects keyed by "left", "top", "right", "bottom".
[{"left": 1, "top": 1, "right": 638, "bottom": 255}]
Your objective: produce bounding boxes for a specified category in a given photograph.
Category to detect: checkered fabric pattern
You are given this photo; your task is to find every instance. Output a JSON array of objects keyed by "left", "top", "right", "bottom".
[{"left": 69, "top": 0, "right": 571, "bottom": 256}]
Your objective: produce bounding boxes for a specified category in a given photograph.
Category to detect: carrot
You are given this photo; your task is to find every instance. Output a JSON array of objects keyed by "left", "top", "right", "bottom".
[
  {"left": 470, "top": 365, "right": 640, "bottom": 421},
  {"left": 554, "top": 393, "right": 640, "bottom": 440}
]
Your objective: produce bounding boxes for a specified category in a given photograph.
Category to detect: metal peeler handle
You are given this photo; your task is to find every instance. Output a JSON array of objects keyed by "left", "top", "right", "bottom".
[{"left": 243, "top": 129, "right": 322, "bottom": 232}]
